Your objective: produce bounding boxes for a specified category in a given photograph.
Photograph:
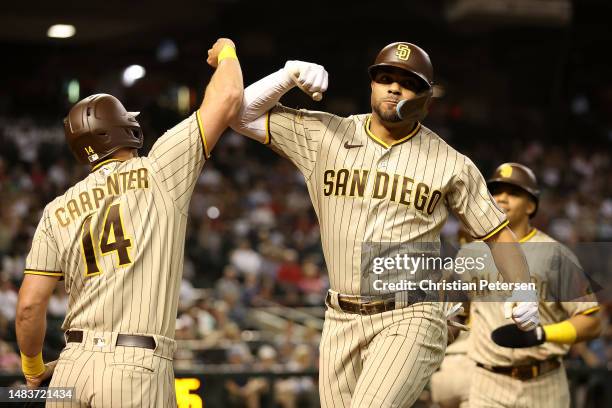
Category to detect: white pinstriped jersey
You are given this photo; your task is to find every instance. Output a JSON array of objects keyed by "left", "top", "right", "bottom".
[
  {"left": 24, "top": 112, "right": 209, "bottom": 338},
  {"left": 263, "top": 104, "right": 507, "bottom": 295}
]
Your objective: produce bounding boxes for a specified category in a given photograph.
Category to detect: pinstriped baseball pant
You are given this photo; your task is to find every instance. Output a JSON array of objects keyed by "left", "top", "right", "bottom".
[
  {"left": 46, "top": 330, "right": 177, "bottom": 408},
  {"left": 468, "top": 364, "right": 570, "bottom": 408},
  {"left": 319, "top": 296, "right": 447, "bottom": 408}
]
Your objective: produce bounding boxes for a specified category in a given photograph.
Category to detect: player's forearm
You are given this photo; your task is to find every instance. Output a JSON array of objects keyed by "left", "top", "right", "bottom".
[
  {"left": 16, "top": 300, "right": 47, "bottom": 356},
  {"left": 567, "top": 314, "right": 602, "bottom": 342},
  {"left": 486, "top": 227, "right": 531, "bottom": 283},
  {"left": 197, "top": 50, "right": 244, "bottom": 153},
  {"left": 199, "top": 57, "right": 244, "bottom": 124}
]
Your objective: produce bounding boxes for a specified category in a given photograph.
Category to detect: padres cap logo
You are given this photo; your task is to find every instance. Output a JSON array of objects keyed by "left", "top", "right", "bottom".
[
  {"left": 500, "top": 164, "right": 513, "bottom": 178},
  {"left": 396, "top": 44, "right": 411, "bottom": 61}
]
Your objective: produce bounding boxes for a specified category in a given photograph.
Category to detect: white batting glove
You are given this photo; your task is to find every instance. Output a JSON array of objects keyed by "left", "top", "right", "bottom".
[
  {"left": 283, "top": 60, "right": 329, "bottom": 94},
  {"left": 503, "top": 289, "right": 540, "bottom": 331}
]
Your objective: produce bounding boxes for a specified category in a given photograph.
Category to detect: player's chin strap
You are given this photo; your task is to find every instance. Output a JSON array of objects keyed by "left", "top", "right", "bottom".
[{"left": 396, "top": 88, "right": 433, "bottom": 123}]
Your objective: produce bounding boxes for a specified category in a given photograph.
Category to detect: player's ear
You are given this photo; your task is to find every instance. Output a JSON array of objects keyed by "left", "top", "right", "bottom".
[{"left": 526, "top": 200, "right": 536, "bottom": 217}]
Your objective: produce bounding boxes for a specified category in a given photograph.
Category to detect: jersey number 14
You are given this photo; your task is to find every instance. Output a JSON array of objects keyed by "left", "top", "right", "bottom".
[{"left": 80, "top": 203, "right": 133, "bottom": 276}]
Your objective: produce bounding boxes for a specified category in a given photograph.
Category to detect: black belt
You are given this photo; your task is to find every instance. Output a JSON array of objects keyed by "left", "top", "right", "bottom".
[
  {"left": 476, "top": 359, "right": 561, "bottom": 381},
  {"left": 66, "top": 330, "right": 156, "bottom": 350}
]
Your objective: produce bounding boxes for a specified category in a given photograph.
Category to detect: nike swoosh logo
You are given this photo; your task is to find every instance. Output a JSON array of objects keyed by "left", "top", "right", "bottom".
[{"left": 344, "top": 141, "right": 363, "bottom": 149}]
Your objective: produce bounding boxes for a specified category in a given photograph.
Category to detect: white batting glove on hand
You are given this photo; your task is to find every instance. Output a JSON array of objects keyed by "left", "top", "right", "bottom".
[
  {"left": 504, "top": 289, "right": 540, "bottom": 331},
  {"left": 283, "top": 60, "right": 329, "bottom": 94}
]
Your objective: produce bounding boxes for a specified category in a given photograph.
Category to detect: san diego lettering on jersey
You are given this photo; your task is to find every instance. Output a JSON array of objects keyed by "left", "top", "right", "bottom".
[
  {"left": 55, "top": 168, "right": 150, "bottom": 227},
  {"left": 323, "top": 168, "right": 443, "bottom": 214}
]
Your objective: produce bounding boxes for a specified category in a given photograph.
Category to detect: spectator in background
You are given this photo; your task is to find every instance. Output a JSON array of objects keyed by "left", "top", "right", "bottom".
[
  {"left": 276, "top": 249, "right": 302, "bottom": 286},
  {"left": 276, "top": 344, "right": 318, "bottom": 408},
  {"left": 298, "top": 260, "right": 327, "bottom": 306},
  {"left": 254, "top": 345, "right": 281, "bottom": 372},
  {"left": 0, "top": 278, "right": 17, "bottom": 321},
  {"left": 225, "top": 344, "right": 270, "bottom": 408},
  {"left": 47, "top": 284, "right": 68, "bottom": 318},
  {"left": 0, "top": 340, "right": 20, "bottom": 372},
  {"left": 216, "top": 265, "right": 242, "bottom": 301},
  {"left": 276, "top": 249, "right": 303, "bottom": 305},
  {"left": 275, "top": 321, "right": 299, "bottom": 364},
  {"left": 175, "top": 311, "right": 198, "bottom": 341},
  {"left": 193, "top": 298, "right": 217, "bottom": 338},
  {"left": 230, "top": 239, "right": 262, "bottom": 278},
  {"left": 224, "top": 289, "right": 247, "bottom": 328}
]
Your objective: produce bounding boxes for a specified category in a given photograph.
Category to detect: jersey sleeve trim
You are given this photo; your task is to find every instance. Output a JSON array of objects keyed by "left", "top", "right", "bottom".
[
  {"left": 195, "top": 110, "right": 211, "bottom": 159},
  {"left": 263, "top": 110, "right": 271, "bottom": 145},
  {"left": 24, "top": 269, "right": 63, "bottom": 277},
  {"left": 578, "top": 306, "right": 601, "bottom": 316},
  {"left": 474, "top": 219, "right": 509, "bottom": 241}
]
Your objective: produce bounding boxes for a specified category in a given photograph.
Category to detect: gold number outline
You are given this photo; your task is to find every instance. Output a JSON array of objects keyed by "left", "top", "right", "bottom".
[{"left": 80, "top": 202, "right": 133, "bottom": 277}]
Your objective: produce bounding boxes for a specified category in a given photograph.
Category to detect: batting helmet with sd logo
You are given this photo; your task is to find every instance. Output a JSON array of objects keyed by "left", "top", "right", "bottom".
[
  {"left": 487, "top": 163, "right": 541, "bottom": 217},
  {"left": 64, "top": 93, "right": 143, "bottom": 164},
  {"left": 368, "top": 42, "right": 434, "bottom": 90}
]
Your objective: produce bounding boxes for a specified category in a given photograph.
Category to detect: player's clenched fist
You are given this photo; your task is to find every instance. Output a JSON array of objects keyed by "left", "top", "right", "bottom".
[
  {"left": 284, "top": 60, "right": 329, "bottom": 94},
  {"left": 504, "top": 289, "right": 540, "bottom": 331},
  {"left": 207, "top": 38, "right": 236, "bottom": 68}
]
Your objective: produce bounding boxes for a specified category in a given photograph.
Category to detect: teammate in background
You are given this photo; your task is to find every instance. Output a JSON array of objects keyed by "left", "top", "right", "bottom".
[
  {"left": 231, "top": 42, "right": 539, "bottom": 407},
  {"left": 15, "top": 38, "right": 242, "bottom": 406},
  {"left": 466, "top": 163, "right": 601, "bottom": 408}
]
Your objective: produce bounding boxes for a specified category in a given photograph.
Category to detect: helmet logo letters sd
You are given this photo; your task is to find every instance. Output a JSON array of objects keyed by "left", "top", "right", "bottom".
[
  {"left": 396, "top": 44, "right": 411, "bottom": 61},
  {"left": 500, "top": 164, "right": 513, "bottom": 178}
]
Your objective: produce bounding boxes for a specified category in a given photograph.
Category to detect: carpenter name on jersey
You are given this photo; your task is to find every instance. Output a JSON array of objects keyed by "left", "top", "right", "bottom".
[{"left": 54, "top": 168, "right": 150, "bottom": 227}]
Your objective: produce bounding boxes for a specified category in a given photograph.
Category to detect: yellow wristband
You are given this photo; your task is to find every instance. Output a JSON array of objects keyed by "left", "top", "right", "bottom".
[
  {"left": 21, "top": 352, "right": 45, "bottom": 377},
  {"left": 217, "top": 45, "right": 237, "bottom": 64},
  {"left": 543, "top": 321, "right": 577, "bottom": 344}
]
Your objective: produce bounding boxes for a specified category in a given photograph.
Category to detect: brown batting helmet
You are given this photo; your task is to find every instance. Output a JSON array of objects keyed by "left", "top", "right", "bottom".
[
  {"left": 487, "top": 163, "right": 540, "bottom": 217},
  {"left": 368, "top": 42, "right": 434, "bottom": 90},
  {"left": 64, "top": 94, "right": 143, "bottom": 165}
]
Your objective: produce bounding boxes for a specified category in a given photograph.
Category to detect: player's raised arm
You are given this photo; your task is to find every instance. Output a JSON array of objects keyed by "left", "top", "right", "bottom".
[
  {"left": 230, "top": 60, "right": 328, "bottom": 142},
  {"left": 199, "top": 38, "right": 244, "bottom": 152}
]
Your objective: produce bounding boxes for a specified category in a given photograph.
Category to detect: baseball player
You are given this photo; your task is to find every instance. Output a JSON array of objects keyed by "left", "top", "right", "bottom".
[
  {"left": 231, "top": 42, "right": 540, "bottom": 407},
  {"left": 15, "top": 38, "right": 243, "bottom": 407},
  {"left": 463, "top": 163, "right": 602, "bottom": 408}
]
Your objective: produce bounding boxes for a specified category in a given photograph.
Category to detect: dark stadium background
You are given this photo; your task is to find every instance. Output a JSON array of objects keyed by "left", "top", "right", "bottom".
[{"left": 0, "top": 1, "right": 610, "bottom": 407}]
